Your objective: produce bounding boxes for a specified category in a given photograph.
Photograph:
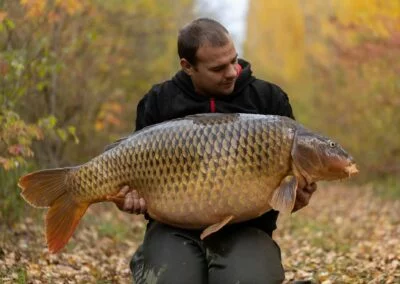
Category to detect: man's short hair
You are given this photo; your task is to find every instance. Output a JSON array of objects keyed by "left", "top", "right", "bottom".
[{"left": 178, "top": 18, "right": 230, "bottom": 65}]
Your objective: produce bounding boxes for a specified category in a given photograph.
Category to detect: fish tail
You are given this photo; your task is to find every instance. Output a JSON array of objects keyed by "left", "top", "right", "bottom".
[{"left": 18, "top": 168, "right": 89, "bottom": 253}]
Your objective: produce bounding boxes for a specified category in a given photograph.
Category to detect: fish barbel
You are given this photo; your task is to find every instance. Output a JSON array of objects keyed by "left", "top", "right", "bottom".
[{"left": 18, "top": 113, "right": 358, "bottom": 252}]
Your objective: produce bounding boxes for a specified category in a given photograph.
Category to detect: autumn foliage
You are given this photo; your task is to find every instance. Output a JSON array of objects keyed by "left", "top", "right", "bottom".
[
  {"left": 1, "top": 0, "right": 193, "bottom": 170},
  {"left": 245, "top": 0, "right": 400, "bottom": 184}
]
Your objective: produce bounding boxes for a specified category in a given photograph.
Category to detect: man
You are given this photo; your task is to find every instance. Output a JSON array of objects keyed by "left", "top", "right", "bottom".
[{"left": 109, "top": 18, "right": 316, "bottom": 284}]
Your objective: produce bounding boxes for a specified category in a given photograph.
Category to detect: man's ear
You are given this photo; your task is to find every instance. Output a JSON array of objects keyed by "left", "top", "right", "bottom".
[{"left": 180, "top": 58, "right": 194, "bottom": 76}]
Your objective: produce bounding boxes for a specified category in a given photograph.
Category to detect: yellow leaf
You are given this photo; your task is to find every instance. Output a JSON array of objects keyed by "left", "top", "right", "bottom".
[
  {"left": 56, "top": 0, "right": 84, "bottom": 15},
  {"left": 95, "top": 121, "right": 104, "bottom": 131},
  {"left": 20, "top": 0, "right": 46, "bottom": 18}
]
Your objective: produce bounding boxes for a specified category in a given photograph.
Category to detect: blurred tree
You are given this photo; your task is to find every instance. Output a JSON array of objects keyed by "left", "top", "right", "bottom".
[
  {"left": 245, "top": 0, "right": 400, "bottom": 182},
  {"left": 245, "top": 0, "right": 306, "bottom": 84},
  {"left": 0, "top": 0, "right": 194, "bottom": 169}
]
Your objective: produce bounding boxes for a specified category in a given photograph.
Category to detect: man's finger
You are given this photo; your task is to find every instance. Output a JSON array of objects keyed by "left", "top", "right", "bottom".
[
  {"left": 123, "top": 192, "right": 134, "bottom": 211},
  {"left": 292, "top": 183, "right": 317, "bottom": 213},
  {"left": 292, "top": 189, "right": 308, "bottom": 213},
  {"left": 292, "top": 200, "right": 306, "bottom": 212},
  {"left": 117, "top": 185, "right": 131, "bottom": 197},
  {"left": 139, "top": 198, "right": 147, "bottom": 214},
  {"left": 296, "top": 190, "right": 308, "bottom": 205},
  {"left": 305, "top": 182, "right": 317, "bottom": 194},
  {"left": 133, "top": 198, "right": 140, "bottom": 214}
]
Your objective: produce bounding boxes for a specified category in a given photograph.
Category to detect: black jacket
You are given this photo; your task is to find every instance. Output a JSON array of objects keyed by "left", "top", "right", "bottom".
[{"left": 135, "top": 59, "right": 294, "bottom": 236}]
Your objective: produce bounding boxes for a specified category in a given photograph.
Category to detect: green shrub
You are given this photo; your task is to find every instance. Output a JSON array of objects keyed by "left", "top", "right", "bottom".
[{"left": 0, "top": 166, "right": 35, "bottom": 225}]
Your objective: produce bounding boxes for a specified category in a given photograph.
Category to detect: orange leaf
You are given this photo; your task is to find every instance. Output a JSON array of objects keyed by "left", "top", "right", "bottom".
[
  {"left": 0, "top": 11, "right": 7, "bottom": 22},
  {"left": 48, "top": 11, "right": 61, "bottom": 23},
  {"left": 105, "top": 114, "right": 121, "bottom": 126},
  {"left": 110, "top": 102, "right": 122, "bottom": 113},
  {"left": 95, "top": 121, "right": 104, "bottom": 131},
  {"left": 0, "top": 61, "right": 9, "bottom": 76}
]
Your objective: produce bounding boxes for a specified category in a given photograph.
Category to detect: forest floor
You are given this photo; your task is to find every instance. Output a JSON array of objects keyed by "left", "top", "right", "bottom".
[{"left": 1, "top": 184, "right": 399, "bottom": 283}]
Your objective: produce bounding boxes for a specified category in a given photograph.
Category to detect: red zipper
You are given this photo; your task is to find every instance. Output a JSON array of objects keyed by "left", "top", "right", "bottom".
[{"left": 210, "top": 97, "right": 216, "bottom": 113}]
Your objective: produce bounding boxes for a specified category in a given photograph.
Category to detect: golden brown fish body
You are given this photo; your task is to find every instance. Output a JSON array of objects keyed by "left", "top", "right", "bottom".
[
  {"left": 18, "top": 114, "right": 358, "bottom": 252},
  {"left": 73, "top": 114, "right": 293, "bottom": 227}
]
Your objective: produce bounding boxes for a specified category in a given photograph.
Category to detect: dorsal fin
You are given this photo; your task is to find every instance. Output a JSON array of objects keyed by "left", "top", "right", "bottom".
[{"left": 104, "top": 136, "right": 129, "bottom": 152}]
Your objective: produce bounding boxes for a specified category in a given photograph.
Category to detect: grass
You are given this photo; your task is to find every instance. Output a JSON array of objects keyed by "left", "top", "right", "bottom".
[
  {"left": 0, "top": 266, "right": 27, "bottom": 284},
  {"left": 98, "top": 220, "right": 132, "bottom": 241},
  {"left": 16, "top": 268, "right": 27, "bottom": 284},
  {"left": 281, "top": 214, "right": 352, "bottom": 256},
  {"left": 84, "top": 203, "right": 146, "bottom": 242},
  {"left": 0, "top": 166, "right": 42, "bottom": 226}
]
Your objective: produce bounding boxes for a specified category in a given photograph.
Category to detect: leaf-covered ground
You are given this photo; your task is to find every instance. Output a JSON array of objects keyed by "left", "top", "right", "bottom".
[
  {"left": 277, "top": 185, "right": 400, "bottom": 283},
  {"left": 1, "top": 185, "right": 399, "bottom": 283}
]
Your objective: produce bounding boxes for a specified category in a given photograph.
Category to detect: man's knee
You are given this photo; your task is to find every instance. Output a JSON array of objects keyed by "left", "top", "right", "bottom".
[
  {"left": 207, "top": 226, "right": 285, "bottom": 284},
  {"left": 131, "top": 222, "right": 207, "bottom": 284},
  {"left": 131, "top": 248, "right": 206, "bottom": 284}
]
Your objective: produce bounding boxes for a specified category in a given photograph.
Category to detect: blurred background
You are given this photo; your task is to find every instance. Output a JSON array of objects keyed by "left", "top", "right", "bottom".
[{"left": 0, "top": 0, "right": 399, "bottom": 242}]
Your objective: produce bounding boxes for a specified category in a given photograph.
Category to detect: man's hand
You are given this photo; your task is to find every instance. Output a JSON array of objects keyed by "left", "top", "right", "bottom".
[
  {"left": 292, "top": 182, "right": 317, "bottom": 213},
  {"left": 106, "top": 185, "right": 147, "bottom": 214}
]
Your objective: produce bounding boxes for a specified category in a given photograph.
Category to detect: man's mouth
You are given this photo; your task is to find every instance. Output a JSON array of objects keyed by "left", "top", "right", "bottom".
[{"left": 222, "top": 81, "right": 235, "bottom": 87}]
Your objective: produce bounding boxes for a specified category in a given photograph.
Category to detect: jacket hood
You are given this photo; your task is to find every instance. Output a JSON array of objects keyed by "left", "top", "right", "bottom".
[{"left": 172, "top": 59, "right": 256, "bottom": 101}]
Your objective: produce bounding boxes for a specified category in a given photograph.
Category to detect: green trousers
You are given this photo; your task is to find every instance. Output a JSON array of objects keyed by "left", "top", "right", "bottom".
[{"left": 130, "top": 220, "right": 285, "bottom": 284}]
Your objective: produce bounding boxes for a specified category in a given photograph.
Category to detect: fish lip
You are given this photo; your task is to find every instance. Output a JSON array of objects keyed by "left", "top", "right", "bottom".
[{"left": 344, "top": 163, "right": 359, "bottom": 177}]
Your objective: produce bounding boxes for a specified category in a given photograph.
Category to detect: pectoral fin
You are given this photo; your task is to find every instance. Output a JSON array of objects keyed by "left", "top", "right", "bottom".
[
  {"left": 200, "top": 215, "right": 234, "bottom": 240},
  {"left": 270, "top": 176, "right": 298, "bottom": 214}
]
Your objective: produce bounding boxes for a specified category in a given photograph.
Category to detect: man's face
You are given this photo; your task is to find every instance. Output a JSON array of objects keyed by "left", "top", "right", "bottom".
[{"left": 182, "top": 37, "right": 239, "bottom": 96}]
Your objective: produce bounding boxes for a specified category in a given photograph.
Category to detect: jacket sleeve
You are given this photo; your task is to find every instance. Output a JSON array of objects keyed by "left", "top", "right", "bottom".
[
  {"left": 269, "top": 84, "right": 295, "bottom": 119},
  {"left": 135, "top": 86, "right": 161, "bottom": 131}
]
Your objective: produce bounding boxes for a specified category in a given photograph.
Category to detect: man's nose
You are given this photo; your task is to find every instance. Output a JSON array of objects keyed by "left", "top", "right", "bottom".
[{"left": 225, "top": 64, "right": 237, "bottom": 79}]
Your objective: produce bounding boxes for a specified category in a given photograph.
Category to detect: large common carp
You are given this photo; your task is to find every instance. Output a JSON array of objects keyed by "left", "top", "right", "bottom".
[{"left": 18, "top": 113, "right": 358, "bottom": 253}]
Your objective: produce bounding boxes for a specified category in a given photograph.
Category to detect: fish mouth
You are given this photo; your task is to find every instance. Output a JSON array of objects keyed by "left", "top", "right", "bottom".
[{"left": 344, "top": 163, "right": 359, "bottom": 177}]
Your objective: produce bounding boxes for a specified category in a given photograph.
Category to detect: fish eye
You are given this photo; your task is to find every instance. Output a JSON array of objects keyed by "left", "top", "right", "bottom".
[{"left": 329, "top": 141, "right": 336, "bottom": 148}]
